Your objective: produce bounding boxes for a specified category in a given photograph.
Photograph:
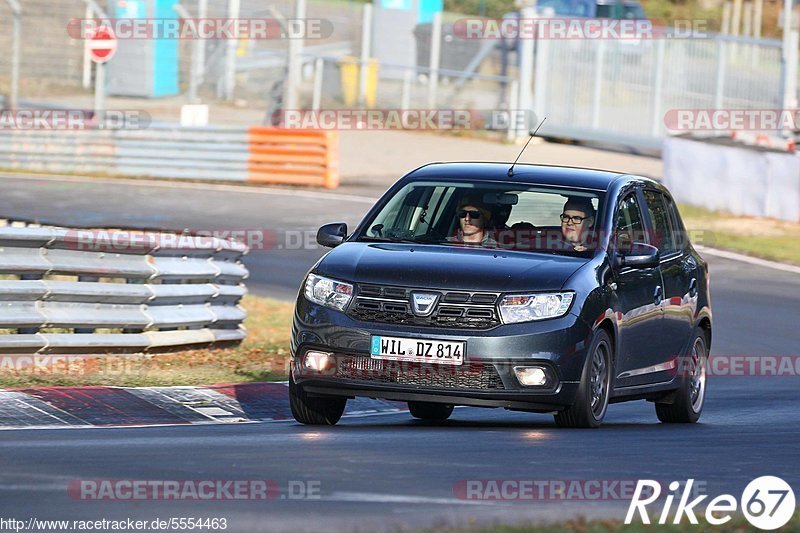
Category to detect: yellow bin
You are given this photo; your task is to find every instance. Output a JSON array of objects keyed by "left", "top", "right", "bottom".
[{"left": 340, "top": 56, "right": 379, "bottom": 107}]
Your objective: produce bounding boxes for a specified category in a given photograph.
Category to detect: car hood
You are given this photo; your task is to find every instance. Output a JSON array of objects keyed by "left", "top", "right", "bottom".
[{"left": 315, "top": 242, "right": 587, "bottom": 292}]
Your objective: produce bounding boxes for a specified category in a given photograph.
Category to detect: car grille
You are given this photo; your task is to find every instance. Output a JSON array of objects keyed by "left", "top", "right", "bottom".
[
  {"left": 334, "top": 355, "right": 506, "bottom": 390},
  {"left": 347, "top": 284, "right": 501, "bottom": 329}
]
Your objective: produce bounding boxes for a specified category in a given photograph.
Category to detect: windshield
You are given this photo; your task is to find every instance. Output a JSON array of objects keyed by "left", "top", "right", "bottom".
[{"left": 358, "top": 180, "right": 605, "bottom": 256}]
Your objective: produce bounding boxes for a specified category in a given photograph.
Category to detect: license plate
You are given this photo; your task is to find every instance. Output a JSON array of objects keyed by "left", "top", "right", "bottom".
[{"left": 370, "top": 336, "right": 464, "bottom": 365}]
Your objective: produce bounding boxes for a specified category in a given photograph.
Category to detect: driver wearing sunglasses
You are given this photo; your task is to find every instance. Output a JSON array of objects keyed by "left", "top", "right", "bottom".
[
  {"left": 449, "top": 196, "right": 497, "bottom": 246},
  {"left": 560, "top": 197, "right": 596, "bottom": 252}
]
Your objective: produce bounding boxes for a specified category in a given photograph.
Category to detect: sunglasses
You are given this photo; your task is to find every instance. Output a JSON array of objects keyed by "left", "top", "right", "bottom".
[
  {"left": 560, "top": 214, "right": 592, "bottom": 225},
  {"left": 458, "top": 210, "right": 483, "bottom": 220}
]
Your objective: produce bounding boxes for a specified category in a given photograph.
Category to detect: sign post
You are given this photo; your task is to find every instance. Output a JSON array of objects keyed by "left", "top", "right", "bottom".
[{"left": 88, "top": 26, "right": 117, "bottom": 124}]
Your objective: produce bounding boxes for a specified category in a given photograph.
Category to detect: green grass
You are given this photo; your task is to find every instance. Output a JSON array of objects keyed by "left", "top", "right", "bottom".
[
  {"left": 679, "top": 204, "right": 800, "bottom": 266},
  {"left": 394, "top": 512, "right": 800, "bottom": 532},
  {"left": 0, "top": 295, "right": 293, "bottom": 388}
]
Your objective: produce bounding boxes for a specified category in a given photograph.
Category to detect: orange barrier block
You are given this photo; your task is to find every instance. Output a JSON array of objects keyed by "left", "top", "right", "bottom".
[{"left": 247, "top": 127, "right": 339, "bottom": 189}]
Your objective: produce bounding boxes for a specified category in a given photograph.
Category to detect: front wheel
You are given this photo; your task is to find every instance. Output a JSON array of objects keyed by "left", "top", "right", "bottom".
[
  {"left": 554, "top": 329, "right": 613, "bottom": 428},
  {"left": 655, "top": 329, "right": 708, "bottom": 423},
  {"left": 408, "top": 401, "right": 453, "bottom": 421},
  {"left": 289, "top": 374, "right": 346, "bottom": 425}
]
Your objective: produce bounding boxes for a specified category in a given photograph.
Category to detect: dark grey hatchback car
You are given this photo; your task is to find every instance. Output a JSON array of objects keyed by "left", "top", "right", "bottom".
[{"left": 290, "top": 163, "right": 712, "bottom": 428}]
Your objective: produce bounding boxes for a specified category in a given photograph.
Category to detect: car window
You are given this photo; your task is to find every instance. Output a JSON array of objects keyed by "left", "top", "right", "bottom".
[
  {"left": 360, "top": 180, "right": 604, "bottom": 256},
  {"left": 614, "top": 192, "right": 646, "bottom": 251},
  {"left": 643, "top": 189, "right": 678, "bottom": 256},
  {"left": 663, "top": 194, "right": 686, "bottom": 249}
]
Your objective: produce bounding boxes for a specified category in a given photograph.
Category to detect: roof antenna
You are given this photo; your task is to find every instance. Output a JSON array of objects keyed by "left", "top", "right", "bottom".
[{"left": 508, "top": 116, "right": 547, "bottom": 177}]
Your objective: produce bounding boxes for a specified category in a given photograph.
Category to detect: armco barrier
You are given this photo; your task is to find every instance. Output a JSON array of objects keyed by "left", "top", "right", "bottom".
[
  {"left": 0, "top": 219, "right": 249, "bottom": 355},
  {"left": 247, "top": 127, "right": 339, "bottom": 189},
  {"left": 0, "top": 125, "right": 339, "bottom": 189}
]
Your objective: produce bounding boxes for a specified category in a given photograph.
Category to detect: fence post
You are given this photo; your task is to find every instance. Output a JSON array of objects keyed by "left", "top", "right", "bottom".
[
  {"left": 82, "top": 3, "right": 92, "bottom": 89},
  {"left": 781, "top": 0, "right": 798, "bottom": 132},
  {"left": 187, "top": 0, "right": 208, "bottom": 103},
  {"left": 533, "top": 30, "right": 549, "bottom": 124},
  {"left": 223, "top": 0, "right": 241, "bottom": 102},
  {"left": 95, "top": 62, "right": 106, "bottom": 124},
  {"left": 427, "top": 12, "right": 442, "bottom": 109},
  {"left": 518, "top": 7, "right": 535, "bottom": 128},
  {"left": 358, "top": 3, "right": 373, "bottom": 107},
  {"left": 715, "top": 38, "right": 726, "bottom": 109},
  {"left": 651, "top": 38, "right": 665, "bottom": 137},
  {"left": 401, "top": 70, "right": 412, "bottom": 111},
  {"left": 507, "top": 79, "right": 519, "bottom": 141},
  {"left": 591, "top": 39, "right": 605, "bottom": 129},
  {"left": 7, "top": 0, "right": 21, "bottom": 110},
  {"left": 312, "top": 58, "right": 324, "bottom": 111},
  {"left": 285, "top": 0, "right": 306, "bottom": 110}
]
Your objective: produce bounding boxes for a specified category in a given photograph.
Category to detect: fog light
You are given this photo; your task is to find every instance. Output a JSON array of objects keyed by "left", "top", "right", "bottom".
[
  {"left": 304, "top": 351, "right": 334, "bottom": 372},
  {"left": 514, "top": 366, "right": 549, "bottom": 386}
]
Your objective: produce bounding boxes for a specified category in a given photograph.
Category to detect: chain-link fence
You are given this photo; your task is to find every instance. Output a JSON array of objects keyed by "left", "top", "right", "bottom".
[
  {"left": 0, "top": 2, "right": 795, "bottom": 147},
  {"left": 534, "top": 34, "right": 784, "bottom": 148}
]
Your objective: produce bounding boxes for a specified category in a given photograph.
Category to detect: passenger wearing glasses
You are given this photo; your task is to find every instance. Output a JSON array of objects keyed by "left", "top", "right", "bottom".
[
  {"left": 560, "top": 197, "right": 596, "bottom": 252},
  {"left": 449, "top": 196, "right": 498, "bottom": 246}
]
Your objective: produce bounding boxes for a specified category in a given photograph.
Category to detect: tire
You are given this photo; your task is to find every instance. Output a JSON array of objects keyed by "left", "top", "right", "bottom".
[
  {"left": 554, "top": 329, "right": 613, "bottom": 428},
  {"left": 655, "top": 329, "right": 708, "bottom": 424},
  {"left": 408, "top": 401, "right": 454, "bottom": 421},
  {"left": 289, "top": 374, "right": 346, "bottom": 425}
]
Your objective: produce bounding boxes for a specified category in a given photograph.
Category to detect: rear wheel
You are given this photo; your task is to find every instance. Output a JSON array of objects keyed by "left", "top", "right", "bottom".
[
  {"left": 554, "top": 329, "right": 612, "bottom": 428},
  {"left": 408, "top": 401, "right": 454, "bottom": 421},
  {"left": 656, "top": 330, "right": 708, "bottom": 423},
  {"left": 289, "top": 374, "right": 346, "bottom": 425}
]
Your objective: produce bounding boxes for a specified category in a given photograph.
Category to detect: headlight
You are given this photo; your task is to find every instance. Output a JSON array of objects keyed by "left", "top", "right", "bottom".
[
  {"left": 498, "top": 292, "right": 574, "bottom": 324},
  {"left": 304, "top": 273, "right": 353, "bottom": 311}
]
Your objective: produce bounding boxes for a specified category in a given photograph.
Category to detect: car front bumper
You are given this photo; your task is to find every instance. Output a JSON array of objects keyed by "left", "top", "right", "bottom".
[{"left": 291, "top": 297, "right": 594, "bottom": 411}]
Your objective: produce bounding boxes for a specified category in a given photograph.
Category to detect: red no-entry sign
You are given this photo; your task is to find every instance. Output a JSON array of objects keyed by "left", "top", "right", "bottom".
[{"left": 88, "top": 26, "right": 117, "bottom": 64}]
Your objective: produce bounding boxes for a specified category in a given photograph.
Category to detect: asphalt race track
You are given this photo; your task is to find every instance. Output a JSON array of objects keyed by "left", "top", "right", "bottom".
[{"left": 1, "top": 174, "right": 799, "bottom": 532}]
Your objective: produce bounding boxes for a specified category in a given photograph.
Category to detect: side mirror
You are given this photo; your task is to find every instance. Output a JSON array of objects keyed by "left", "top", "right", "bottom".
[
  {"left": 317, "top": 222, "right": 347, "bottom": 248},
  {"left": 615, "top": 242, "right": 660, "bottom": 269}
]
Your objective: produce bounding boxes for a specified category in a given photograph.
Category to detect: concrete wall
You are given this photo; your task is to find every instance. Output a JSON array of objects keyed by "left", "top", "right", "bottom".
[{"left": 663, "top": 137, "right": 800, "bottom": 222}]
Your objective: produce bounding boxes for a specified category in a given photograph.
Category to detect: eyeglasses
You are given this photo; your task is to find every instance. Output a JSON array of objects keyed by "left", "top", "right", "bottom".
[
  {"left": 560, "top": 214, "right": 592, "bottom": 225},
  {"left": 458, "top": 210, "right": 482, "bottom": 220}
]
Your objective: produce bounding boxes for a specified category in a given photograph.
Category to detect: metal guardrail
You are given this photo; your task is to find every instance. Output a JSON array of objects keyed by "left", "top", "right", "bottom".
[
  {"left": 0, "top": 125, "right": 340, "bottom": 187},
  {"left": 0, "top": 219, "right": 249, "bottom": 355}
]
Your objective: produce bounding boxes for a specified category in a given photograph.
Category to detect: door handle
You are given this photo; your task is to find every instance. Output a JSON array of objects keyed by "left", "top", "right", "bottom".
[
  {"left": 654, "top": 286, "right": 663, "bottom": 306},
  {"left": 689, "top": 278, "right": 698, "bottom": 297}
]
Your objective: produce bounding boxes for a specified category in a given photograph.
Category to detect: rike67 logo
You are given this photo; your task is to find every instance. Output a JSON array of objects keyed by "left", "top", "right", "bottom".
[{"left": 626, "top": 476, "right": 795, "bottom": 530}]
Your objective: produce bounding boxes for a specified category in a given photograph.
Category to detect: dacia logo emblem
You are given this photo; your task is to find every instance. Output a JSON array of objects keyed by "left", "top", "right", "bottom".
[{"left": 411, "top": 292, "right": 439, "bottom": 317}]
